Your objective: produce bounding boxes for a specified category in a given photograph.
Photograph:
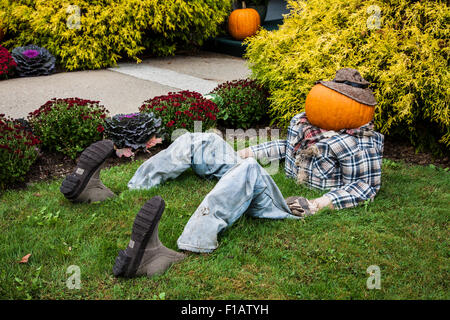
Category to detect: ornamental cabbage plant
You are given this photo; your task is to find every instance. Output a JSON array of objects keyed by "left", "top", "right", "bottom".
[
  {"left": 11, "top": 44, "right": 56, "bottom": 77},
  {"left": 104, "top": 112, "right": 162, "bottom": 151}
]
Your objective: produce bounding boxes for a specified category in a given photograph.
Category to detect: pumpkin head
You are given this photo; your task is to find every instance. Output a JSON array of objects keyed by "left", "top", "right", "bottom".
[
  {"left": 228, "top": 1, "right": 260, "bottom": 41},
  {"left": 305, "top": 84, "right": 375, "bottom": 130}
]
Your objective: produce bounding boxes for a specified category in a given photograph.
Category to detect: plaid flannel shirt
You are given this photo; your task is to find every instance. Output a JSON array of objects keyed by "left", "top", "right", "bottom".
[{"left": 250, "top": 112, "right": 384, "bottom": 210}]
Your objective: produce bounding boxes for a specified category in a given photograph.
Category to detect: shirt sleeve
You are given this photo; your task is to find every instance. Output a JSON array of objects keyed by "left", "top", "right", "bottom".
[
  {"left": 249, "top": 112, "right": 305, "bottom": 162},
  {"left": 249, "top": 140, "right": 287, "bottom": 161},
  {"left": 323, "top": 146, "right": 383, "bottom": 210}
]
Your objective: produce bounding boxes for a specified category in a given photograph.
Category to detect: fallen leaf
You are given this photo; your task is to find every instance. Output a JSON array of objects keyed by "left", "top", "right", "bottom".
[
  {"left": 116, "top": 148, "right": 134, "bottom": 158},
  {"left": 19, "top": 253, "right": 31, "bottom": 264},
  {"left": 33, "top": 193, "right": 42, "bottom": 197},
  {"left": 146, "top": 137, "right": 163, "bottom": 149}
]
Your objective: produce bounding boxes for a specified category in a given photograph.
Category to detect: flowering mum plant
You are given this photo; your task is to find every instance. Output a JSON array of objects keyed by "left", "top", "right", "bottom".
[
  {"left": 104, "top": 112, "right": 162, "bottom": 151},
  {"left": 28, "top": 98, "right": 109, "bottom": 159},
  {"left": 0, "top": 45, "right": 17, "bottom": 80},
  {"left": 139, "top": 91, "right": 219, "bottom": 138},
  {"left": 11, "top": 44, "right": 56, "bottom": 77},
  {"left": 211, "top": 79, "right": 269, "bottom": 129},
  {"left": 0, "top": 114, "right": 41, "bottom": 188}
]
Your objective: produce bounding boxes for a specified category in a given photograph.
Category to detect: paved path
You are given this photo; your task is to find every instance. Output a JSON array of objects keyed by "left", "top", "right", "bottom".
[
  {"left": 109, "top": 63, "right": 218, "bottom": 95},
  {"left": 0, "top": 51, "right": 250, "bottom": 118}
]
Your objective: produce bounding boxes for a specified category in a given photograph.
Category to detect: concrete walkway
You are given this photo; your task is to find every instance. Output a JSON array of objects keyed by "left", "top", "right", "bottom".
[{"left": 0, "top": 51, "right": 251, "bottom": 119}]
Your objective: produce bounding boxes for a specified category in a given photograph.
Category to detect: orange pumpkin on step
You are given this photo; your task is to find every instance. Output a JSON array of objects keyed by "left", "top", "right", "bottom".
[
  {"left": 305, "top": 84, "right": 375, "bottom": 131},
  {"left": 228, "top": 1, "right": 260, "bottom": 41}
]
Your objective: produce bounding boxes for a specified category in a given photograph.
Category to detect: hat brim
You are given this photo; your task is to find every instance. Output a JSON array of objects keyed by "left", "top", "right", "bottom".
[{"left": 319, "top": 81, "right": 377, "bottom": 106}]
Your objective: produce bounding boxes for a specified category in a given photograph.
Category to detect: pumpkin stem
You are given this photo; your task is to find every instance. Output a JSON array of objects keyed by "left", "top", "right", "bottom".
[{"left": 242, "top": 1, "right": 246, "bottom": 9}]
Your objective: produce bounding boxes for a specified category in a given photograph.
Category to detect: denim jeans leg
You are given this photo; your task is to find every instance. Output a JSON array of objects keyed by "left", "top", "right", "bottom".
[
  {"left": 191, "top": 132, "right": 240, "bottom": 179},
  {"left": 177, "top": 157, "right": 299, "bottom": 253},
  {"left": 127, "top": 132, "right": 239, "bottom": 190}
]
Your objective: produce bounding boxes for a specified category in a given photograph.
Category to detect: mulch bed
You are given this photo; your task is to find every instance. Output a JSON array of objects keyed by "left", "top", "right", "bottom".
[
  {"left": 4, "top": 134, "right": 449, "bottom": 193},
  {"left": 8, "top": 146, "right": 164, "bottom": 191},
  {"left": 383, "top": 136, "right": 449, "bottom": 167}
]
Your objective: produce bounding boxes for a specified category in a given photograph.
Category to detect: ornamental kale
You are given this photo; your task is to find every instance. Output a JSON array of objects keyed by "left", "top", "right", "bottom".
[
  {"left": 11, "top": 44, "right": 56, "bottom": 77},
  {"left": 104, "top": 112, "right": 162, "bottom": 150}
]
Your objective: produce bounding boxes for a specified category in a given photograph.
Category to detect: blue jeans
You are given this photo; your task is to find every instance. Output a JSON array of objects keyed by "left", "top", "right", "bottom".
[{"left": 128, "top": 132, "right": 298, "bottom": 253}]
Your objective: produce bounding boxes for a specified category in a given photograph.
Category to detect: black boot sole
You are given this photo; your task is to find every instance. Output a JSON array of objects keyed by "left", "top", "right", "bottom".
[
  {"left": 60, "top": 140, "right": 115, "bottom": 200},
  {"left": 113, "top": 196, "right": 165, "bottom": 278}
]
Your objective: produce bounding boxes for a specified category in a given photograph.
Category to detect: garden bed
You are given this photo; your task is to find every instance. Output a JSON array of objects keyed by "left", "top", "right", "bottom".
[
  {"left": 6, "top": 129, "right": 449, "bottom": 194},
  {"left": 9, "top": 146, "right": 164, "bottom": 191}
]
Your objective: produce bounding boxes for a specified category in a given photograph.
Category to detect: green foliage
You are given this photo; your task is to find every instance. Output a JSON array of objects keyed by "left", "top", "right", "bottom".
[
  {"left": 245, "top": 0, "right": 449, "bottom": 153},
  {"left": 0, "top": 115, "right": 40, "bottom": 189},
  {"left": 13, "top": 267, "right": 43, "bottom": 300},
  {"left": 140, "top": 91, "right": 219, "bottom": 140},
  {"left": 211, "top": 79, "right": 270, "bottom": 129},
  {"left": 28, "top": 98, "right": 109, "bottom": 159},
  {"left": 0, "top": 0, "right": 233, "bottom": 70},
  {"left": 27, "top": 206, "right": 60, "bottom": 226}
]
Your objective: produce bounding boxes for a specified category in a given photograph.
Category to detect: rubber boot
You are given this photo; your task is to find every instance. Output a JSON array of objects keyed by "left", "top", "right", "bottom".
[
  {"left": 113, "top": 196, "right": 185, "bottom": 278},
  {"left": 73, "top": 165, "right": 115, "bottom": 203},
  {"left": 135, "top": 221, "right": 186, "bottom": 277},
  {"left": 60, "top": 139, "right": 116, "bottom": 203}
]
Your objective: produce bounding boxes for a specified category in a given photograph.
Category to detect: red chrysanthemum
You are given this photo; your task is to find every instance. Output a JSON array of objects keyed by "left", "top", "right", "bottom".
[
  {"left": 27, "top": 98, "right": 109, "bottom": 159},
  {"left": 0, "top": 46, "right": 17, "bottom": 79},
  {"left": 0, "top": 114, "right": 41, "bottom": 187},
  {"left": 139, "top": 90, "right": 219, "bottom": 136},
  {"left": 97, "top": 124, "right": 105, "bottom": 133}
]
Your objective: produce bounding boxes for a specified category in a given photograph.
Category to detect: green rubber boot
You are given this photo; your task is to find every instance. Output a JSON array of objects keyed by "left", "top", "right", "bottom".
[
  {"left": 60, "top": 140, "right": 116, "bottom": 203},
  {"left": 113, "top": 197, "right": 186, "bottom": 278},
  {"left": 134, "top": 219, "right": 186, "bottom": 277},
  {"left": 73, "top": 166, "right": 115, "bottom": 203}
]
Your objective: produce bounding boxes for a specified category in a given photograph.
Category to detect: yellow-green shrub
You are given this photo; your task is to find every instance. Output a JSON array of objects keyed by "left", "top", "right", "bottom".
[
  {"left": 245, "top": 0, "right": 449, "bottom": 153},
  {"left": 0, "top": 0, "right": 232, "bottom": 70}
]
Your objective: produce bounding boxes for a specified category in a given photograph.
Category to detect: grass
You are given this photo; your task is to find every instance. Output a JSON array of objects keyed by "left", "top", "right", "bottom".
[{"left": 0, "top": 157, "right": 448, "bottom": 300}]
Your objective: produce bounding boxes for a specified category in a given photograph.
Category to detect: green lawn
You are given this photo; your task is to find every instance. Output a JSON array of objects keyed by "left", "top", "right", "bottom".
[{"left": 0, "top": 158, "right": 448, "bottom": 300}]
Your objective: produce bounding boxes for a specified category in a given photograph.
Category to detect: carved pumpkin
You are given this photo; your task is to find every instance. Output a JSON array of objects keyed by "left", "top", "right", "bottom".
[
  {"left": 228, "top": 1, "right": 260, "bottom": 41},
  {"left": 305, "top": 84, "right": 375, "bottom": 130}
]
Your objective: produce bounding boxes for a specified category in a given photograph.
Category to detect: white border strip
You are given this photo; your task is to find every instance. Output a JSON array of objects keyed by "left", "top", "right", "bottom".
[{"left": 109, "top": 63, "right": 219, "bottom": 95}]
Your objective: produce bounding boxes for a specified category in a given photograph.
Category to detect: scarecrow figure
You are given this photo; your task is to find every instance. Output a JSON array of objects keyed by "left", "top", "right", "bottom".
[{"left": 60, "top": 68, "right": 384, "bottom": 278}]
